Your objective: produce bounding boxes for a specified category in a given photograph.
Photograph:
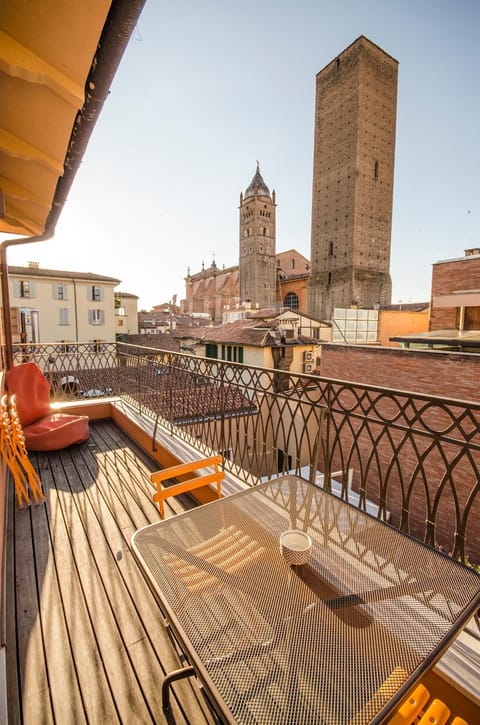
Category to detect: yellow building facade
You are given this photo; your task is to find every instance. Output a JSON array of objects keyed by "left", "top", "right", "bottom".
[{"left": 1, "top": 263, "right": 120, "bottom": 345}]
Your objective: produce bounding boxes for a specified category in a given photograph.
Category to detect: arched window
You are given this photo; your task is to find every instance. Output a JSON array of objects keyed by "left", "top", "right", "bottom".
[{"left": 284, "top": 292, "right": 299, "bottom": 310}]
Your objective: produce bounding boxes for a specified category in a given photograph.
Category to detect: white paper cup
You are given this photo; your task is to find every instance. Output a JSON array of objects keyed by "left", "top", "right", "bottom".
[{"left": 280, "top": 529, "right": 312, "bottom": 565}]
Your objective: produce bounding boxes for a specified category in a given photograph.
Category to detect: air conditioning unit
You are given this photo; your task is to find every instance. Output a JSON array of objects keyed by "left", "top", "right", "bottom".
[
  {"left": 303, "top": 362, "right": 314, "bottom": 374},
  {"left": 304, "top": 351, "right": 314, "bottom": 362}
]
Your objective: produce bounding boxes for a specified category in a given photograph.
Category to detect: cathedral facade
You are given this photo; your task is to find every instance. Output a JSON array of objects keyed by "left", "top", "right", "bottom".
[{"left": 182, "top": 165, "right": 310, "bottom": 321}]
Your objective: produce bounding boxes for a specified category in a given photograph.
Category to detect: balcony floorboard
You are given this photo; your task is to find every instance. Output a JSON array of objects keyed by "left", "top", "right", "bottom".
[{"left": 4, "top": 420, "right": 214, "bottom": 724}]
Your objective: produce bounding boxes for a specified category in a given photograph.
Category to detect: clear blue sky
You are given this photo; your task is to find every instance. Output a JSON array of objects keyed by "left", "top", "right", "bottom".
[{"left": 6, "top": 0, "right": 480, "bottom": 311}]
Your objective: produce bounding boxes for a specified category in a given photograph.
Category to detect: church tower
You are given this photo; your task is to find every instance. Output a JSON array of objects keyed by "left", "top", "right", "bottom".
[
  {"left": 239, "top": 163, "right": 276, "bottom": 309},
  {"left": 307, "top": 36, "right": 398, "bottom": 320}
]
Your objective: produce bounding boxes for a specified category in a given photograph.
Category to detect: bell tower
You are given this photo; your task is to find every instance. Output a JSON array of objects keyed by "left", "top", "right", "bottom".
[{"left": 239, "top": 162, "right": 276, "bottom": 310}]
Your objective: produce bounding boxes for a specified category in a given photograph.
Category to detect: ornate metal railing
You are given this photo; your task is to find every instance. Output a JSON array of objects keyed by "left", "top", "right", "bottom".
[
  {"left": 7, "top": 342, "right": 480, "bottom": 574},
  {"left": 9, "top": 341, "right": 119, "bottom": 399}
]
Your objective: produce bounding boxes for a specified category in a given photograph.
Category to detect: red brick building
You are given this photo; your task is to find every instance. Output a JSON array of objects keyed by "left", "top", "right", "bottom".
[
  {"left": 430, "top": 247, "right": 480, "bottom": 333},
  {"left": 392, "top": 248, "right": 480, "bottom": 351},
  {"left": 182, "top": 249, "right": 311, "bottom": 322},
  {"left": 320, "top": 344, "right": 480, "bottom": 401}
]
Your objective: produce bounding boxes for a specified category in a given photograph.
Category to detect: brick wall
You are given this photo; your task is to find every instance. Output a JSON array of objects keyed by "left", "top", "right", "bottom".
[
  {"left": 320, "top": 344, "right": 480, "bottom": 401},
  {"left": 430, "top": 255, "right": 480, "bottom": 330},
  {"left": 318, "top": 344, "right": 480, "bottom": 563}
]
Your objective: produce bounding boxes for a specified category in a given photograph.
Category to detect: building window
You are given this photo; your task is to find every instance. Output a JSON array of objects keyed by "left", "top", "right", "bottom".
[
  {"left": 205, "top": 343, "right": 218, "bottom": 359},
  {"left": 89, "top": 309, "right": 105, "bottom": 325},
  {"left": 14, "top": 280, "right": 33, "bottom": 298},
  {"left": 284, "top": 292, "right": 299, "bottom": 310},
  {"left": 88, "top": 285, "right": 103, "bottom": 301},
  {"left": 278, "top": 449, "right": 293, "bottom": 474},
  {"left": 218, "top": 344, "right": 243, "bottom": 362},
  {"left": 291, "top": 258, "right": 295, "bottom": 269},
  {"left": 328, "top": 272, "right": 332, "bottom": 285},
  {"left": 54, "top": 283, "right": 68, "bottom": 300},
  {"left": 329, "top": 241, "right": 334, "bottom": 255},
  {"left": 374, "top": 160, "right": 379, "bottom": 179},
  {"left": 464, "top": 306, "right": 480, "bottom": 330},
  {"left": 59, "top": 308, "right": 69, "bottom": 325}
]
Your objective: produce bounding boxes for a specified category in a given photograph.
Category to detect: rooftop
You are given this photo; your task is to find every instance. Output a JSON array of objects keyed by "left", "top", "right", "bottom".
[
  {"left": 391, "top": 329, "right": 480, "bottom": 349},
  {"left": 8, "top": 264, "right": 121, "bottom": 284},
  {"left": 243, "top": 161, "right": 271, "bottom": 199}
]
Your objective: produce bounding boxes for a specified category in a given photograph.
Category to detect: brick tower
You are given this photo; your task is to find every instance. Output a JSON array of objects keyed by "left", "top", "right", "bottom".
[
  {"left": 307, "top": 36, "right": 398, "bottom": 320},
  {"left": 239, "top": 163, "right": 277, "bottom": 309}
]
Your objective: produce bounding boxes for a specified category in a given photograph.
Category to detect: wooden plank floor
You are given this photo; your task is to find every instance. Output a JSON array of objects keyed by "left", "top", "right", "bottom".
[{"left": 4, "top": 420, "right": 216, "bottom": 725}]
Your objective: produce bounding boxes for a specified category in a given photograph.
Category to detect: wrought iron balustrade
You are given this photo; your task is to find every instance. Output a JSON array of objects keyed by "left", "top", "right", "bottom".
[{"left": 6, "top": 341, "right": 480, "bottom": 573}]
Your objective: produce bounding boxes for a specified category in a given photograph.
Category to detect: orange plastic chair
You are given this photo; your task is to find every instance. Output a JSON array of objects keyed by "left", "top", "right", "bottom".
[
  {"left": 5, "top": 362, "right": 89, "bottom": 451},
  {"left": 417, "top": 699, "right": 450, "bottom": 725},
  {"left": 151, "top": 455, "right": 224, "bottom": 518},
  {"left": 388, "top": 683, "right": 430, "bottom": 725}
]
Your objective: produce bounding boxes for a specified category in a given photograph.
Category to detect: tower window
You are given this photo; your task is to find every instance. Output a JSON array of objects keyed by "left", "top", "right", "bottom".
[
  {"left": 329, "top": 241, "right": 334, "bottom": 255},
  {"left": 374, "top": 160, "right": 379, "bottom": 179},
  {"left": 328, "top": 272, "right": 332, "bottom": 285},
  {"left": 284, "top": 292, "right": 299, "bottom": 310}
]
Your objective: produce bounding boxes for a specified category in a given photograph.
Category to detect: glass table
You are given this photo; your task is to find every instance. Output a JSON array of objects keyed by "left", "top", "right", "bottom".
[{"left": 132, "top": 475, "right": 480, "bottom": 724}]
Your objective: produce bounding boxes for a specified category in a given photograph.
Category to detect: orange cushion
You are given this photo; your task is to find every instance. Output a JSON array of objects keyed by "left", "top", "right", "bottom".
[
  {"left": 23, "top": 414, "right": 89, "bottom": 452},
  {"left": 5, "top": 362, "right": 51, "bottom": 426}
]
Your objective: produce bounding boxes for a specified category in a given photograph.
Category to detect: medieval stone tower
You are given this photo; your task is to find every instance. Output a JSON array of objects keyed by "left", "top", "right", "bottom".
[
  {"left": 239, "top": 163, "right": 277, "bottom": 309},
  {"left": 307, "top": 36, "right": 398, "bottom": 321}
]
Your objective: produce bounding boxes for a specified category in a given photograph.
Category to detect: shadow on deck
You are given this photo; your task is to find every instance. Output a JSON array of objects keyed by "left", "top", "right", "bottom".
[{"left": 4, "top": 419, "right": 215, "bottom": 724}]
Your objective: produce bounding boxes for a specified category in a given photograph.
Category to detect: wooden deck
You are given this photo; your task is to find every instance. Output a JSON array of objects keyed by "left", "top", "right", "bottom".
[{"left": 4, "top": 419, "right": 216, "bottom": 724}]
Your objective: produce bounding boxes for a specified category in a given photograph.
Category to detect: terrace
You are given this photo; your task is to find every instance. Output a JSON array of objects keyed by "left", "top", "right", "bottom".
[
  {"left": 1, "top": 2, "right": 479, "bottom": 719},
  {"left": 1, "top": 341, "right": 479, "bottom": 722}
]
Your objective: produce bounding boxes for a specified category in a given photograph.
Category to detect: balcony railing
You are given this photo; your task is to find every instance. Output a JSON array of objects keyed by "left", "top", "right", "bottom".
[{"left": 7, "top": 341, "right": 480, "bottom": 575}]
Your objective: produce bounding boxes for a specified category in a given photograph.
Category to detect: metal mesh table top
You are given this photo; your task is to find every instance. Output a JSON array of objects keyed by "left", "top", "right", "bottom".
[{"left": 132, "top": 475, "right": 480, "bottom": 725}]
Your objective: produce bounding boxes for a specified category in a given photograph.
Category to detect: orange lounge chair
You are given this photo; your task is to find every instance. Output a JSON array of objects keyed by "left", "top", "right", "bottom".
[{"left": 5, "top": 362, "right": 89, "bottom": 452}]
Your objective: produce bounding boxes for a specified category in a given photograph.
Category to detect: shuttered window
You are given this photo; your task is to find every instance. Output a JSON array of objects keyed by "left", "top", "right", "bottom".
[
  {"left": 88, "top": 309, "right": 105, "bottom": 325},
  {"left": 59, "top": 308, "right": 69, "bottom": 325},
  {"left": 13, "top": 280, "right": 36, "bottom": 298},
  {"left": 87, "top": 285, "right": 104, "bottom": 301},
  {"left": 53, "top": 283, "right": 69, "bottom": 300}
]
